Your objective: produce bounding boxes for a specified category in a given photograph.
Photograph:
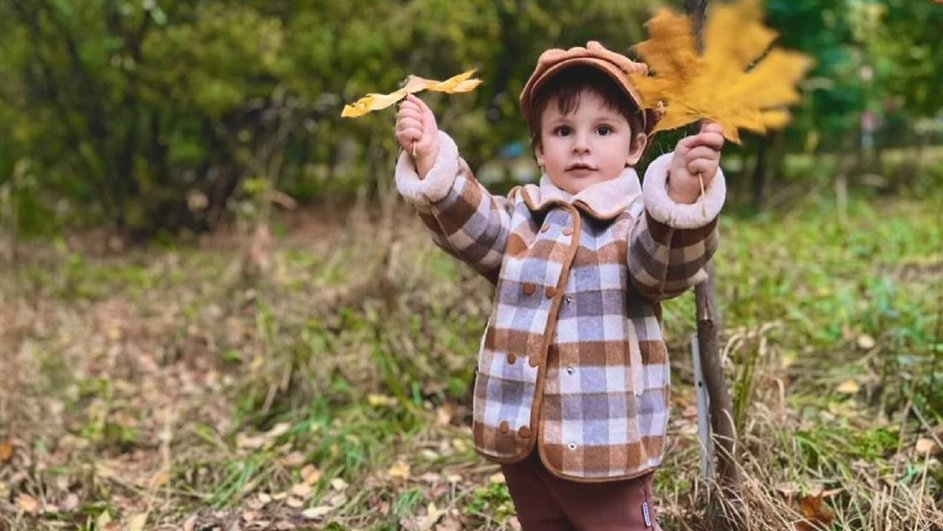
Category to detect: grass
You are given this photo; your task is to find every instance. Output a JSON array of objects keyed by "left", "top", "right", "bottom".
[{"left": 0, "top": 188, "right": 941, "bottom": 530}]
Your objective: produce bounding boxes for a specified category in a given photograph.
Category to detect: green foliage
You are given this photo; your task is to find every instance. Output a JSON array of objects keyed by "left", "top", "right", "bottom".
[{"left": 0, "top": 0, "right": 940, "bottom": 235}]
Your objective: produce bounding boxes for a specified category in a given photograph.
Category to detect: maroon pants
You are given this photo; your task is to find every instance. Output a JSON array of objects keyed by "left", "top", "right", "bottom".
[{"left": 500, "top": 451, "right": 661, "bottom": 531}]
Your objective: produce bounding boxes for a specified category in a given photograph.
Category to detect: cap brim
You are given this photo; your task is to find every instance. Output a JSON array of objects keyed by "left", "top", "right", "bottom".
[{"left": 523, "top": 57, "right": 647, "bottom": 130}]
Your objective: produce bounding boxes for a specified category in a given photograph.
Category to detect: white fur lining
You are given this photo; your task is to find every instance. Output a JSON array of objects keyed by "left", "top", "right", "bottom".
[
  {"left": 642, "top": 153, "right": 726, "bottom": 229},
  {"left": 521, "top": 167, "right": 643, "bottom": 220},
  {"left": 394, "top": 131, "right": 460, "bottom": 213}
]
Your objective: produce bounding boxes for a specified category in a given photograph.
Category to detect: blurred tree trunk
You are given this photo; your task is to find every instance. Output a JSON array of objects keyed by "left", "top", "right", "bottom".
[{"left": 685, "top": 0, "right": 744, "bottom": 526}]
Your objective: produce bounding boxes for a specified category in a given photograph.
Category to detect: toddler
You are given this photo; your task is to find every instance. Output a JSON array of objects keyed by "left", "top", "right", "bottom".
[{"left": 394, "top": 41, "right": 725, "bottom": 530}]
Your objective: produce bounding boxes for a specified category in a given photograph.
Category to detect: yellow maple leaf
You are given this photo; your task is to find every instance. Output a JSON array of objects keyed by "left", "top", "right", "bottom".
[
  {"left": 341, "top": 69, "right": 482, "bottom": 118},
  {"left": 630, "top": 0, "right": 813, "bottom": 143}
]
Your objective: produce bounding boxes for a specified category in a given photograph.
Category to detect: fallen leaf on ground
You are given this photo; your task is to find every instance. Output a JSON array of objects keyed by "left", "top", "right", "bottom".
[
  {"left": 796, "top": 489, "right": 834, "bottom": 531},
  {"left": 0, "top": 440, "right": 13, "bottom": 464},
  {"left": 279, "top": 451, "right": 306, "bottom": 468},
  {"left": 856, "top": 334, "right": 876, "bottom": 350},
  {"left": 183, "top": 515, "right": 197, "bottom": 531},
  {"left": 286, "top": 496, "right": 304, "bottom": 508},
  {"left": 415, "top": 502, "right": 447, "bottom": 531},
  {"left": 61, "top": 493, "right": 80, "bottom": 511},
  {"left": 16, "top": 493, "right": 39, "bottom": 514},
  {"left": 302, "top": 506, "right": 333, "bottom": 519},
  {"left": 330, "top": 478, "right": 349, "bottom": 491},
  {"left": 916, "top": 437, "right": 940, "bottom": 455},
  {"left": 265, "top": 422, "right": 291, "bottom": 439},
  {"left": 435, "top": 404, "right": 455, "bottom": 426},
  {"left": 836, "top": 379, "right": 860, "bottom": 395},
  {"left": 290, "top": 482, "right": 313, "bottom": 498},
  {"left": 301, "top": 465, "right": 322, "bottom": 485},
  {"left": 127, "top": 513, "right": 148, "bottom": 531},
  {"left": 388, "top": 461, "right": 411, "bottom": 480},
  {"left": 368, "top": 393, "right": 396, "bottom": 407}
]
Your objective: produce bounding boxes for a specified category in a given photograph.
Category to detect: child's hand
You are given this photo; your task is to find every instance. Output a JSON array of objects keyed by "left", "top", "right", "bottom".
[
  {"left": 667, "top": 122, "right": 724, "bottom": 204},
  {"left": 395, "top": 94, "right": 440, "bottom": 178}
]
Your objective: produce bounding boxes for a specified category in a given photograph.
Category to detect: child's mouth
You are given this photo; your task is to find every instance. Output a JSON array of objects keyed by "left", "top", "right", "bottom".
[{"left": 566, "top": 163, "right": 597, "bottom": 172}]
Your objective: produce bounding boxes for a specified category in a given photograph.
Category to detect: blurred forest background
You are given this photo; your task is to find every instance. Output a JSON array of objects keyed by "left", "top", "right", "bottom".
[{"left": 0, "top": 1, "right": 942, "bottom": 530}]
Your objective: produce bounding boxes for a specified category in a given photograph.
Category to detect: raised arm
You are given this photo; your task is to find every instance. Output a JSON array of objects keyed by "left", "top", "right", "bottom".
[
  {"left": 394, "top": 95, "right": 514, "bottom": 283},
  {"left": 628, "top": 123, "right": 726, "bottom": 301}
]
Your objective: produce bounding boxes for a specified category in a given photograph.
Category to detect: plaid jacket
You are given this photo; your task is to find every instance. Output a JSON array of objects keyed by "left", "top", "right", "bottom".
[{"left": 395, "top": 131, "right": 725, "bottom": 482}]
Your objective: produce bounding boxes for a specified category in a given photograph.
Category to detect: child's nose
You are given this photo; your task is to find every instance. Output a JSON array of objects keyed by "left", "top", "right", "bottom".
[{"left": 572, "top": 132, "right": 590, "bottom": 153}]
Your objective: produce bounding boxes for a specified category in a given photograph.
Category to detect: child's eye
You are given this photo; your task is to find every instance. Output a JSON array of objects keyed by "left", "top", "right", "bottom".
[
  {"left": 597, "top": 126, "right": 614, "bottom": 136},
  {"left": 553, "top": 126, "right": 572, "bottom": 137}
]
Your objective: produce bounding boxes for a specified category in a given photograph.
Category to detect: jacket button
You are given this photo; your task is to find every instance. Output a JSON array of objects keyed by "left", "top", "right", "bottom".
[
  {"left": 567, "top": 442, "right": 578, "bottom": 451},
  {"left": 528, "top": 356, "right": 540, "bottom": 368},
  {"left": 518, "top": 426, "right": 531, "bottom": 438},
  {"left": 499, "top": 421, "right": 510, "bottom": 433},
  {"left": 563, "top": 227, "right": 574, "bottom": 236},
  {"left": 507, "top": 353, "right": 517, "bottom": 364},
  {"left": 564, "top": 295, "right": 573, "bottom": 304},
  {"left": 565, "top": 366, "right": 575, "bottom": 375},
  {"left": 545, "top": 286, "right": 556, "bottom": 298},
  {"left": 522, "top": 282, "right": 536, "bottom": 295}
]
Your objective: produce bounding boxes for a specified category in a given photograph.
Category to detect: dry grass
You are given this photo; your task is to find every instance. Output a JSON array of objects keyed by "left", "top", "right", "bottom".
[{"left": 0, "top": 193, "right": 941, "bottom": 530}]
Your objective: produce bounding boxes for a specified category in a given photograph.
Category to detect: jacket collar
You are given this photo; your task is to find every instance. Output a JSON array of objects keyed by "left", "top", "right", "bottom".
[{"left": 520, "top": 167, "right": 642, "bottom": 220}]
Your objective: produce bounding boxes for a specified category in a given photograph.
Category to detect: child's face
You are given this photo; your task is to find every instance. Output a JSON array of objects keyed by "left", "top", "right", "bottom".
[{"left": 535, "top": 89, "right": 646, "bottom": 194}]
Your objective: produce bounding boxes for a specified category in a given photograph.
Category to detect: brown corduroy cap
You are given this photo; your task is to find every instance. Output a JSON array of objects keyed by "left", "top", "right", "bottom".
[{"left": 520, "top": 41, "right": 657, "bottom": 132}]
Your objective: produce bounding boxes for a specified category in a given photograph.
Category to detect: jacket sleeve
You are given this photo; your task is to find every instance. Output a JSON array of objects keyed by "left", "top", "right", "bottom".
[
  {"left": 395, "top": 130, "right": 514, "bottom": 283},
  {"left": 627, "top": 153, "right": 725, "bottom": 301}
]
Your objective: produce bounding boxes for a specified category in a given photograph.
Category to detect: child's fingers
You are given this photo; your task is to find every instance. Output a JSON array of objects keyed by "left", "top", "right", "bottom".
[
  {"left": 685, "top": 146, "right": 720, "bottom": 163},
  {"left": 408, "top": 93, "right": 432, "bottom": 114},
  {"left": 700, "top": 122, "right": 723, "bottom": 135},
  {"left": 674, "top": 134, "right": 698, "bottom": 154},
  {"left": 687, "top": 158, "right": 718, "bottom": 178},
  {"left": 690, "top": 131, "right": 725, "bottom": 151},
  {"left": 396, "top": 103, "right": 421, "bottom": 122},
  {"left": 396, "top": 125, "right": 423, "bottom": 145}
]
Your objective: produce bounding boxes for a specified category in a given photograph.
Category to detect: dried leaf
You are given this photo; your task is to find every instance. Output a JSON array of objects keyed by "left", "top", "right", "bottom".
[
  {"left": 127, "top": 513, "right": 148, "bottom": 531},
  {"left": 367, "top": 393, "right": 396, "bottom": 407},
  {"left": 0, "top": 440, "right": 13, "bottom": 464},
  {"left": 279, "top": 451, "right": 306, "bottom": 468},
  {"left": 416, "top": 502, "right": 447, "bottom": 531},
  {"left": 916, "top": 437, "right": 940, "bottom": 455},
  {"left": 857, "top": 334, "right": 876, "bottom": 350},
  {"left": 796, "top": 490, "right": 834, "bottom": 531},
  {"left": 16, "top": 493, "right": 39, "bottom": 514},
  {"left": 388, "top": 460, "right": 411, "bottom": 480},
  {"left": 286, "top": 496, "right": 304, "bottom": 508},
  {"left": 330, "top": 477, "right": 349, "bottom": 491},
  {"left": 290, "top": 482, "right": 313, "bottom": 498},
  {"left": 836, "top": 379, "right": 860, "bottom": 395},
  {"left": 631, "top": 0, "right": 812, "bottom": 143},
  {"left": 302, "top": 506, "right": 333, "bottom": 519},
  {"left": 61, "top": 493, "right": 80, "bottom": 512},
  {"left": 265, "top": 422, "right": 291, "bottom": 439},
  {"left": 183, "top": 515, "right": 198, "bottom": 531},
  {"left": 341, "top": 70, "right": 482, "bottom": 118},
  {"left": 301, "top": 465, "right": 322, "bottom": 485},
  {"left": 96, "top": 510, "right": 112, "bottom": 529},
  {"left": 435, "top": 404, "right": 455, "bottom": 426}
]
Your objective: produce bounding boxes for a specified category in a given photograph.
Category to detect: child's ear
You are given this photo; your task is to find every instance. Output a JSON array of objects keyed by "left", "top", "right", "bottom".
[
  {"left": 625, "top": 132, "right": 648, "bottom": 166},
  {"left": 535, "top": 145, "right": 545, "bottom": 168}
]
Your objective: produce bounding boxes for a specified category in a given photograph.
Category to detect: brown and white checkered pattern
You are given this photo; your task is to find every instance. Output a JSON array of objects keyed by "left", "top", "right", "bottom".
[{"left": 395, "top": 132, "right": 724, "bottom": 482}]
